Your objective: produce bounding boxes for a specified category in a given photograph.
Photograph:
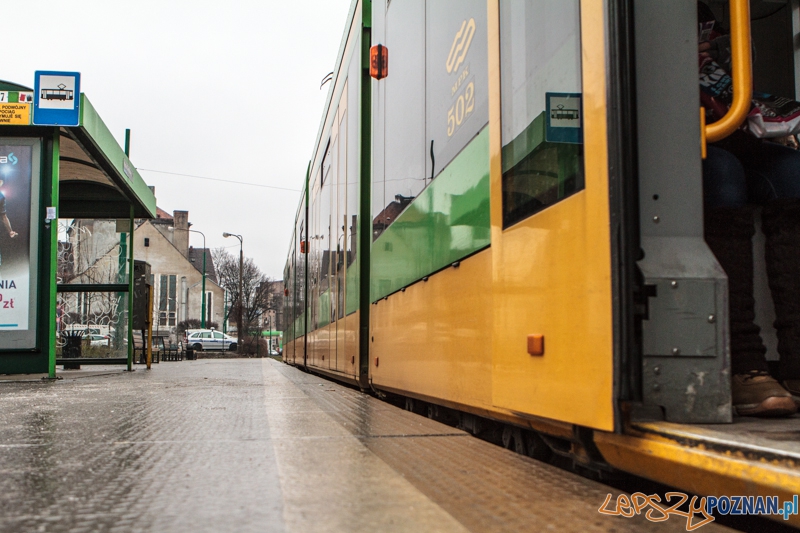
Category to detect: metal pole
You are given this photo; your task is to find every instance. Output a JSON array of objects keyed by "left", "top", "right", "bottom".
[
  {"left": 188, "top": 229, "right": 207, "bottom": 328},
  {"left": 127, "top": 206, "right": 135, "bottom": 371},
  {"left": 48, "top": 130, "right": 61, "bottom": 378},
  {"left": 146, "top": 284, "right": 153, "bottom": 370},
  {"left": 238, "top": 242, "right": 243, "bottom": 354},
  {"left": 222, "top": 232, "right": 243, "bottom": 352},
  {"left": 201, "top": 243, "right": 206, "bottom": 328},
  {"left": 118, "top": 128, "right": 131, "bottom": 361},
  {"left": 173, "top": 226, "right": 207, "bottom": 327}
]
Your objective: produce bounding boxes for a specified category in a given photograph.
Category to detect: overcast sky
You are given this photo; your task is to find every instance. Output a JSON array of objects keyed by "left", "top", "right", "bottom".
[{"left": 3, "top": 0, "right": 353, "bottom": 279}]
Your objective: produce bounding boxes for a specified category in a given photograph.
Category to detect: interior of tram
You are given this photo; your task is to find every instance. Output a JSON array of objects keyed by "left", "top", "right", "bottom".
[{"left": 632, "top": 0, "right": 800, "bottom": 449}]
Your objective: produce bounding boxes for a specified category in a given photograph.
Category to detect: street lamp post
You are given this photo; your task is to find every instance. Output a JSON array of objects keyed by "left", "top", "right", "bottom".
[
  {"left": 223, "top": 232, "right": 243, "bottom": 354},
  {"left": 170, "top": 226, "right": 207, "bottom": 328}
]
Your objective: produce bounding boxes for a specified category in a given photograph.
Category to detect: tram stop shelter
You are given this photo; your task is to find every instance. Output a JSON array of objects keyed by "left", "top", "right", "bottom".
[{"left": 0, "top": 77, "right": 156, "bottom": 377}]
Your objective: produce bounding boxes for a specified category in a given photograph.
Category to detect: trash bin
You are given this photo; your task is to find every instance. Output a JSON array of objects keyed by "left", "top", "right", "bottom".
[
  {"left": 186, "top": 348, "right": 195, "bottom": 361},
  {"left": 63, "top": 331, "right": 83, "bottom": 369}
]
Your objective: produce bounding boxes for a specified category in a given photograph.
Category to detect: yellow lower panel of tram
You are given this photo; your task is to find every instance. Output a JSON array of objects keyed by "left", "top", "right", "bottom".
[
  {"left": 370, "top": 249, "right": 495, "bottom": 411},
  {"left": 307, "top": 311, "right": 360, "bottom": 377}
]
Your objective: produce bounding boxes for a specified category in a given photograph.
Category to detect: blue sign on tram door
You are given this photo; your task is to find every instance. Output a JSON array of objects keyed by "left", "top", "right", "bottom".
[
  {"left": 545, "top": 92, "right": 582, "bottom": 144},
  {"left": 33, "top": 71, "right": 81, "bottom": 127}
]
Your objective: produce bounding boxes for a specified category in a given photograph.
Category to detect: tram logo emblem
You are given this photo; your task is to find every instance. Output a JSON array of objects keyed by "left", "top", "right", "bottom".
[
  {"left": 446, "top": 18, "right": 476, "bottom": 74},
  {"left": 0, "top": 153, "right": 17, "bottom": 165}
]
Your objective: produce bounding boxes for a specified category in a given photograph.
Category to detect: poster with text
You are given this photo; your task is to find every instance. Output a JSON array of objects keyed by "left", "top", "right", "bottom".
[{"left": 0, "top": 143, "right": 33, "bottom": 330}]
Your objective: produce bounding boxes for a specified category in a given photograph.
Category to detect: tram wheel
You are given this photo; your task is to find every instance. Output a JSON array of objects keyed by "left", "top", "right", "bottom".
[
  {"left": 502, "top": 426, "right": 526, "bottom": 455},
  {"left": 523, "top": 431, "right": 553, "bottom": 462},
  {"left": 404, "top": 397, "right": 414, "bottom": 412}
]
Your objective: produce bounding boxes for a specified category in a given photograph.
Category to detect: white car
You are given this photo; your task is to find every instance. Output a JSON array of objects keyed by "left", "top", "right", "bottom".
[
  {"left": 87, "top": 334, "right": 110, "bottom": 347},
  {"left": 186, "top": 330, "right": 237, "bottom": 351}
]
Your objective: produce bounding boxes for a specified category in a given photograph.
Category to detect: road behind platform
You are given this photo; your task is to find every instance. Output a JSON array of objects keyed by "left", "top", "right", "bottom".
[{"left": 0, "top": 359, "right": 731, "bottom": 533}]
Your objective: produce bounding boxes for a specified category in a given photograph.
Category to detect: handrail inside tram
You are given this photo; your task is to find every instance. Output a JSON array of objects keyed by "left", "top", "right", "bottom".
[{"left": 704, "top": 0, "right": 752, "bottom": 144}]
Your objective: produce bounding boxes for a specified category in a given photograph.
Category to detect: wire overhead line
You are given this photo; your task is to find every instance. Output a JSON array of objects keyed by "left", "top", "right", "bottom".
[{"left": 137, "top": 168, "right": 301, "bottom": 192}]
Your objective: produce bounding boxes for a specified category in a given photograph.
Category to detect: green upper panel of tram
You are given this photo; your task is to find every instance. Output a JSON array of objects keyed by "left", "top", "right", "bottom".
[
  {"left": 371, "top": 128, "right": 491, "bottom": 301},
  {"left": 0, "top": 79, "right": 156, "bottom": 220}
]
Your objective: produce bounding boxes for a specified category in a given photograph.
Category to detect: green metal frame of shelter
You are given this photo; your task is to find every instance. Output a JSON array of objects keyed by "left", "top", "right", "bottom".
[{"left": 0, "top": 80, "right": 156, "bottom": 377}]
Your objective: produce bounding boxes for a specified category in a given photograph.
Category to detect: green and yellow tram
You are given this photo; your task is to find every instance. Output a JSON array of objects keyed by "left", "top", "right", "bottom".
[{"left": 283, "top": 0, "right": 800, "bottom": 523}]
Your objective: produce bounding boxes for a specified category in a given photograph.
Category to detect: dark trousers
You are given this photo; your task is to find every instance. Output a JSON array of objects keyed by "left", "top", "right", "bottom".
[{"left": 703, "top": 138, "right": 800, "bottom": 378}]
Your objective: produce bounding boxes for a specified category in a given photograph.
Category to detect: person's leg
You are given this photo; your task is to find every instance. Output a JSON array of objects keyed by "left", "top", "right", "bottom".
[
  {"left": 740, "top": 141, "right": 800, "bottom": 202},
  {"left": 703, "top": 146, "right": 749, "bottom": 208},
  {"left": 740, "top": 142, "right": 800, "bottom": 390},
  {"left": 704, "top": 146, "right": 795, "bottom": 415},
  {"left": 705, "top": 207, "right": 769, "bottom": 375},
  {"left": 762, "top": 200, "right": 800, "bottom": 384},
  {"left": 704, "top": 147, "right": 768, "bottom": 374}
]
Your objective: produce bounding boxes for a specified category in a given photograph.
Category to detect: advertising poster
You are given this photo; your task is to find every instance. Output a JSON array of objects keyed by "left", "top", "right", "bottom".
[{"left": 0, "top": 140, "right": 38, "bottom": 341}]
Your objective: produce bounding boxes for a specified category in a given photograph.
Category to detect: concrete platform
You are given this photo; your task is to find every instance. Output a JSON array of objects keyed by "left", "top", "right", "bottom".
[{"left": 0, "top": 359, "right": 731, "bottom": 532}]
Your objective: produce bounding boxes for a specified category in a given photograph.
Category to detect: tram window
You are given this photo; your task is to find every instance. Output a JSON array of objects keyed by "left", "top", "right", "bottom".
[
  {"left": 379, "top": 0, "right": 426, "bottom": 241},
  {"left": 297, "top": 218, "right": 305, "bottom": 318},
  {"left": 500, "top": 1, "right": 585, "bottom": 229},
  {"left": 347, "top": 42, "right": 360, "bottom": 268},
  {"left": 426, "top": 0, "right": 488, "bottom": 180},
  {"left": 321, "top": 140, "right": 331, "bottom": 186}
]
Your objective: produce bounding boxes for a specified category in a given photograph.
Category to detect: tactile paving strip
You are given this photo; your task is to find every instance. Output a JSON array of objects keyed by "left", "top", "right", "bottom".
[{"left": 269, "top": 361, "right": 733, "bottom": 533}]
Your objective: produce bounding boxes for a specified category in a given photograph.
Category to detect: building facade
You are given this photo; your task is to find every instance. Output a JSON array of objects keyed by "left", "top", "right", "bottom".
[
  {"left": 137, "top": 209, "right": 224, "bottom": 334},
  {"left": 62, "top": 208, "right": 224, "bottom": 342}
]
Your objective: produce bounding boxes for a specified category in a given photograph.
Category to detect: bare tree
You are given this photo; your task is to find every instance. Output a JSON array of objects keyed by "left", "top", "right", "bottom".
[{"left": 212, "top": 247, "right": 274, "bottom": 334}]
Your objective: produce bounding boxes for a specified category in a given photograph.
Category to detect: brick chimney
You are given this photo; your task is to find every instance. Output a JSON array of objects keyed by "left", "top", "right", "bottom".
[{"left": 173, "top": 210, "right": 190, "bottom": 258}]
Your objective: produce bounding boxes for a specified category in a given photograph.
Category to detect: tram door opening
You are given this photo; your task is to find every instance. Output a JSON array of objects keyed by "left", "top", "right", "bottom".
[{"left": 633, "top": 0, "right": 800, "bottom": 423}]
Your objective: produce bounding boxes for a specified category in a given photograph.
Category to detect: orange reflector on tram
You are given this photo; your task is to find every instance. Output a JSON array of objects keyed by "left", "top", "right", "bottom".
[
  {"left": 527, "top": 334, "right": 544, "bottom": 356},
  {"left": 370, "top": 44, "right": 388, "bottom": 80}
]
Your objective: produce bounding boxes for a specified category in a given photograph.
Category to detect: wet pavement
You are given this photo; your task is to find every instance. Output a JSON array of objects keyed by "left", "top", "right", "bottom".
[{"left": 0, "top": 359, "right": 732, "bottom": 532}]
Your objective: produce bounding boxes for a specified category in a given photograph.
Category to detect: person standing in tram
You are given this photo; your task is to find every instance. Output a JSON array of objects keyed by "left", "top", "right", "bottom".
[{"left": 699, "top": 2, "right": 800, "bottom": 416}]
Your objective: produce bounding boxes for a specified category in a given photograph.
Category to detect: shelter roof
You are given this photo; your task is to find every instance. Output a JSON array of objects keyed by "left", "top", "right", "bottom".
[
  {"left": 0, "top": 82, "right": 156, "bottom": 220},
  {"left": 58, "top": 95, "right": 156, "bottom": 219}
]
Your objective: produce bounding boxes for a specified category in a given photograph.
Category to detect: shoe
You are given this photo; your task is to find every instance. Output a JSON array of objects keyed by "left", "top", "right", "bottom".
[
  {"left": 732, "top": 371, "right": 797, "bottom": 417},
  {"left": 782, "top": 380, "right": 800, "bottom": 407}
]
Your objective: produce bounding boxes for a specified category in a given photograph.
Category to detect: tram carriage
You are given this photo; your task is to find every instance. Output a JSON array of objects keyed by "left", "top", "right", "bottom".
[{"left": 283, "top": 0, "right": 800, "bottom": 523}]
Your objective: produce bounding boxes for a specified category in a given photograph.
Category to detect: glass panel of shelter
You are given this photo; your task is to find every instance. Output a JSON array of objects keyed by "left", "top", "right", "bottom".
[{"left": 56, "top": 218, "right": 133, "bottom": 358}]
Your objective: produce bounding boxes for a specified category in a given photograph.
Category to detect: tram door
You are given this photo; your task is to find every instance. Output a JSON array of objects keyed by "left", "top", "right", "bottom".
[
  {"left": 289, "top": 230, "right": 295, "bottom": 365},
  {"left": 309, "top": 180, "right": 318, "bottom": 367},
  {"left": 319, "top": 142, "right": 333, "bottom": 369},
  {"left": 331, "top": 101, "right": 341, "bottom": 371},
  {"left": 489, "top": 0, "right": 617, "bottom": 431},
  {"left": 629, "top": 0, "right": 799, "bottom": 424},
  {"left": 326, "top": 88, "right": 351, "bottom": 372}
]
